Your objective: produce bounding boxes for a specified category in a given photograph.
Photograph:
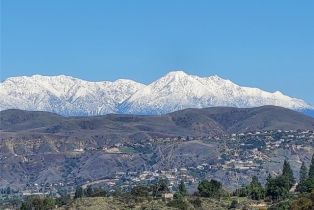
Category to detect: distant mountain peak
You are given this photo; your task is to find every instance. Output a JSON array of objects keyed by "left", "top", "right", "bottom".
[
  {"left": 0, "top": 72, "right": 313, "bottom": 116},
  {"left": 30, "top": 74, "right": 77, "bottom": 80},
  {"left": 165, "top": 70, "right": 188, "bottom": 76}
]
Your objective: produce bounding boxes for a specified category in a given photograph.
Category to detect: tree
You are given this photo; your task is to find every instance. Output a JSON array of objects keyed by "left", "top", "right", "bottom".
[
  {"left": 20, "top": 199, "right": 32, "bottom": 210},
  {"left": 178, "top": 180, "right": 187, "bottom": 196},
  {"left": 198, "top": 179, "right": 222, "bottom": 198},
  {"left": 282, "top": 160, "right": 295, "bottom": 189},
  {"left": 309, "top": 154, "right": 314, "bottom": 179},
  {"left": 6, "top": 187, "right": 11, "bottom": 194},
  {"left": 74, "top": 186, "right": 84, "bottom": 199},
  {"left": 266, "top": 173, "right": 272, "bottom": 182},
  {"left": 234, "top": 176, "right": 264, "bottom": 200},
  {"left": 91, "top": 188, "right": 107, "bottom": 197},
  {"left": 20, "top": 197, "right": 56, "bottom": 210},
  {"left": 198, "top": 180, "right": 211, "bottom": 197},
  {"left": 266, "top": 176, "right": 290, "bottom": 201},
  {"left": 56, "top": 194, "right": 71, "bottom": 206},
  {"left": 85, "top": 186, "right": 93, "bottom": 197},
  {"left": 42, "top": 198, "right": 56, "bottom": 209},
  {"left": 152, "top": 178, "right": 170, "bottom": 197},
  {"left": 299, "top": 162, "right": 308, "bottom": 184},
  {"left": 131, "top": 185, "right": 150, "bottom": 197},
  {"left": 247, "top": 176, "right": 265, "bottom": 200},
  {"left": 298, "top": 177, "right": 314, "bottom": 193},
  {"left": 167, "top": 192, "right": 188, "bottom": 210},
  {"left": 233, "top": 187, "right": 248, "bottom": 197},
  {"left": 297, "top": 156, "right": 314, "bottom": 193},
  {"left": 229, "top": 199, "right": 238, "bottom": 209}
]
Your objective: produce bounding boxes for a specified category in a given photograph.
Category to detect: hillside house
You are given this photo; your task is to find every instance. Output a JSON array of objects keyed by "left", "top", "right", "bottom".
[{"left": 162, "top": 193, "right": 173, "bottom": 201}]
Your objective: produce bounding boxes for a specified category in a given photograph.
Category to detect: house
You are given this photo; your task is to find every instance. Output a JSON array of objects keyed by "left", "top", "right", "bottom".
[
  {"left": 104, "top": 147, "right": 121, "bottom": 153},
  {"left": 162, "top": 193, "right": 174, "bottom": 201},
  {"left": 73, "top": 148, "right": 84, "bottom": 152}
]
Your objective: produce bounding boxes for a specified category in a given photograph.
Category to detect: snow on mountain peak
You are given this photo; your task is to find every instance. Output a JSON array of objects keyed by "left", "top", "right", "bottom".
[
  {"left": 119, "top": 72, "right": 313, "bottom": 114},
  {"left": 0, "top": 72, "right": 312, "bottom": 116},
  {"left": 0, "top": 75, "right": 145, "bottom": 115},
  {"left": 165, "top": 70, "right": 188, "bottom": 77}
]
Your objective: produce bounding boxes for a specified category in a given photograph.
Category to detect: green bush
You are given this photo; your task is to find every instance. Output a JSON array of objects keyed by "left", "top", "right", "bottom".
[
  {"left": 131, "top": 185, "right": 150, "bottom": 197},
  {"left": 20, "top": 196, "right": 55, "bottom": 210},
  {"left": 198, "top": 179, "right": 223, "bottom": 198}
]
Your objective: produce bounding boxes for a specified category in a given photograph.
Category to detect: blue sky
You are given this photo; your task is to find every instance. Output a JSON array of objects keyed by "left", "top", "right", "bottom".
[{"left": 1, "top": 0, "right": 314, "bottom": 104}]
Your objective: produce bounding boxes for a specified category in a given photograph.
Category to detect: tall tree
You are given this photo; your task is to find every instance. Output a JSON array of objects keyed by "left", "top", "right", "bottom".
[
  {"left": 266, "top": 161, "right": 297, "bottom": 201},
  {"left": 297, "top": 162, "right": 310, "bottom": 192},
  {"left": 178, "top": 180, "right": 187, "bottom": 196},
  {"left": 297, "top": 154, "right": 314, "bottom": 193},
  {"left": 152, "top": 178, "right": 170, "bottom": 197},
  {"left": 248, "top": 176, "right": 265, "bottom": 200},
  {"left": 282, "top": 160, "right": 295, "bottom": 188},
  {"left": 74, "top": 186, "right": 84, "bottom": 199},
  {"left": 309, "top": 154, "right": 314, "bottom": 179},
  {"left": 266, "top": 173, "right": 272, "bottom": 182},
  {"left": 85, "top": 186, "right": 93, "bottom": 197},
  {"left": 299, "top": 162, "right": 308, "bottom": 183},
  {"left": 266, "top": 176, "right": 289, "bottom": 201}
]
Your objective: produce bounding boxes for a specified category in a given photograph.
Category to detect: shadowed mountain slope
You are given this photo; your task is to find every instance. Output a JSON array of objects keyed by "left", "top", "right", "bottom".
[
  {"left": 1, "top": 106, "right": 314, "bottom": 189},
  {"left": 1, "top": 106, "right": 314, "bottom": 137},
  {"left": 169, "top": 106, "right": 314, "bottom": 133}
]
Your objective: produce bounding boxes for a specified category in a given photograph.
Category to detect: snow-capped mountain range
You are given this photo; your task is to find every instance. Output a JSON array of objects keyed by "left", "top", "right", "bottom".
[{"left": 1, "top": 71, "right": 313, "bottom": 116}]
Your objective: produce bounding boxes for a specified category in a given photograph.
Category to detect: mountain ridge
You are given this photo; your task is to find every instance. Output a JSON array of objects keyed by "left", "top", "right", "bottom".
[
  {"left": 1, "top": 105, "right": 314, "bottom": 135},
  {"left": 1, "top": 105, "right": 314, "bottom": 189},
  {"left": 1, "top": 71, "right": 313, "bottom": 116}
]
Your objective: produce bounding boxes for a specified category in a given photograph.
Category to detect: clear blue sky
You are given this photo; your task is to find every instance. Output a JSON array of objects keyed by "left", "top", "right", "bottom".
[{"left": 1, "top": 0, "right": 314, "bottom": 104}]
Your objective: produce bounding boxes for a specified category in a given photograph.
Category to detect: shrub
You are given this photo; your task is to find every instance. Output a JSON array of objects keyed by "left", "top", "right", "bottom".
[
  {"left": 20, "top": 196, "right": 55, "bottom": 210},
  {"left": 198, "top": 179, "right": 223, "bottom": 198},
  {"left": 131, "top": 185, "right": 150, "bottom": 197}
]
